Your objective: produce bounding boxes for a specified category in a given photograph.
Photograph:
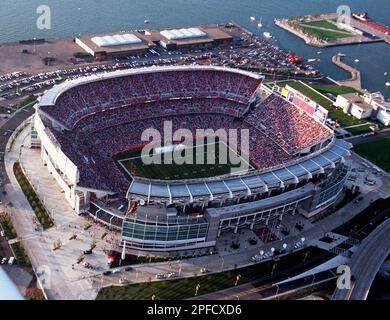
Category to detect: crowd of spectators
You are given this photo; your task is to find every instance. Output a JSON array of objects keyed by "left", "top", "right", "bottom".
[
  {"left": 245, "top": 94, "right": 330, "bottom": 155},
  {"left": 42, "top": 69, "right": 331, "bottom": 196},
  {"left": 40, "top": 69, "right": 260, "bottom": 128}
]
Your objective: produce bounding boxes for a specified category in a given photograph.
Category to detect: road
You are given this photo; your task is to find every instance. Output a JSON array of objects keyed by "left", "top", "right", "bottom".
[
  {"left": 347, "top": 129, "right": 390, "bottom": 145},
  {"left": 332, "top": 218, "right": 390, "bottom": 300},
  {"left": 192, "top": 269, "right": 336, "bottom": 300}
]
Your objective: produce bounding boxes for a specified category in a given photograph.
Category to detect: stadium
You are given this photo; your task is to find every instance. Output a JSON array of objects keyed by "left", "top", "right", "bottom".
[{"left": 33, "top": 65, "right": 351, "bottom": 254}]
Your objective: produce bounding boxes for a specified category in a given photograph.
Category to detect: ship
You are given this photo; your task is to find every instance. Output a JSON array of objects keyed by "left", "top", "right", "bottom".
[{"left": 263, "top": 32, "right": 272, "bottom": 38}]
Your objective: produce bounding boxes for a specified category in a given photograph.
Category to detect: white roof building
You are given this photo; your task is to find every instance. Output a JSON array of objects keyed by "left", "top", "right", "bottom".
[
  {"left": 160, "top": 27, "right": 207, "bottom": 40},
  {"left": 91, "top": 34, "right": 142, "bottom": 47}
]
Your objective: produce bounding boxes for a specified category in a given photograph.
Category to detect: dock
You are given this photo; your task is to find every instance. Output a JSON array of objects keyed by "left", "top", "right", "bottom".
[{"left": 331, "top": 54, "right": 362, "bottom": 91}]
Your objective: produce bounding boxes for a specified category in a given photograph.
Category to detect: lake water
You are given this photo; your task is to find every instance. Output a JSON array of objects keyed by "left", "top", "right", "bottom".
[{"left": 0, "top": 1, "right": 389, "bottom": 94}]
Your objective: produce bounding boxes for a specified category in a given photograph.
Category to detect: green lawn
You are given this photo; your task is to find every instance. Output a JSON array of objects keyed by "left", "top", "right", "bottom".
[
  {"left": 300, "top": 20, "right": 346, "bottom": 32},
  {"left": 298, "top": 20, "right": 353, "bottom": 41},
  {"left": 328, "top": 108, "right": 367, "bottom": 127},
  {"left": 97, "top": 247, "right": 331, "bottom": 300},
  {"left": 345, "top": 124, "right": 373, "bottom": 136},
  {"left": 309, "top": 83, "right": 358, "bottom": 96},
  {"left": 353, "top": 137, "right": 390, "bottom": 172}
]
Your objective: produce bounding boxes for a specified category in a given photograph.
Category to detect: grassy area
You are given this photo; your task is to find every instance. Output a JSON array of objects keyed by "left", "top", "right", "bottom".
[
  {"left": 97, "top": 247, "right": 331, "bottom": 300},
  {"left": 0, "top": 213, "right": 17, "bottom": 239},
  {"left": 284, "top": 81, "right": 334, "bottom": 108},
  {"left": 327, "top": 107, "right": 367, "bottom": 127},
  {"left": 309, "top": 83, "right": 358, "bottom": 96},
  {"left": 345, "top": 124, "right": 373, "bottom": 135},
  {"left": 300, "top": 20, "right": 347, "bottom": 32},
  {"left": 298, "top": 20, "right": 353, "bottom": 41},
  {"left": 353, "top": 137, "right": 390, "bottom": 172},
  {"left": 10, "top": 241, "right": 32, "bottom": 267},
  {"left": 13, "top": 162, "right": 54, "bottom": 229}
]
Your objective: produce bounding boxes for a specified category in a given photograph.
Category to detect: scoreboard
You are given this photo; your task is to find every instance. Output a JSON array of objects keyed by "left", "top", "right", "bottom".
[{"left": 281, "top": 85, "right": 328, "bottom": 124}]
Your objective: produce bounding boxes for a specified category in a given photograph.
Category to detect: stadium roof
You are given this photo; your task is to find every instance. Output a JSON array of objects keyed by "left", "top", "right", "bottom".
[
  {"left": 160, "top": 27, "right": 207, "bottom": 40},
  {"left": 91, "top": 34, "right": 142, "bottom": 47}
]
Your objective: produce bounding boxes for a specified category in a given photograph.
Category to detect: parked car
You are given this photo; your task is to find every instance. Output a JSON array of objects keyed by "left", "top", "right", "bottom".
[
  {"left": 103, "top": 271, "right": 112, "bottom": 276},
  {"left": 155, "top": 274, "right": 166, "bottom": 279},
  {"left": 167, "top": 272, "right": 178, "bottom": 278},
  {"left": 1, "top": 257, "right": 7, "bottom": 264},
  {"left": 125, "top": 266, "right": 133, "bottom": 272},
  {"left": 200, "top": 268, "right": 209, "bottom": 274}
]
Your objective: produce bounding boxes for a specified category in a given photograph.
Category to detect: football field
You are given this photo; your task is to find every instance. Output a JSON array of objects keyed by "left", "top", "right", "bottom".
[{"left": 116, "top": 139, "right": 254, "bottom": 180}]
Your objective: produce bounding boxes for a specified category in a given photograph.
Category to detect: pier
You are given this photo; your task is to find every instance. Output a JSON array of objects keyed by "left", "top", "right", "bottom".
[{"left": 331, "top": 54, "right": 362, "bottom": 91}]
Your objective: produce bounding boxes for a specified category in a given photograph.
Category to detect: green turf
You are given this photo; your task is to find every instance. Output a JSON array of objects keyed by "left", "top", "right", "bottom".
[
  {"left": 353, "top": 137, "right": 390, "bottom": 172},
  {"left": 298, "top": 20, "right": 353, "bottom": 41},
  {"left": 300, "top": 20, "right": 349, "bottom": 32},
  {"left": 327, "top": 108, "right": 368, "bottom": 127},
  {"left": 308, "top": 83, "right": 358, "bottom": 96},
  {"left": 117, "top": 139, "right": 253, "bottom": 180}
]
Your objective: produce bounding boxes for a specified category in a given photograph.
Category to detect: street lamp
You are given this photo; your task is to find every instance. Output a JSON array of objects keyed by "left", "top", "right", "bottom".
[
  {"left": 235, "top": 274, "right": 241, "bottom": 286},
  {"left": 195, "top": 284, "right": 200, "bottom": 296},
  {"left": 275, "top": 283, "right": 280, "bottom": 297},
  {"left": 271, "top": 262, "right": 277, "bottom": 275}
]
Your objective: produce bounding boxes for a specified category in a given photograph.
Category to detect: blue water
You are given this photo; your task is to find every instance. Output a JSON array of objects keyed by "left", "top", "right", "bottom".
[{"left": 0, "top": 0, "right": 389, "bottom": 97}]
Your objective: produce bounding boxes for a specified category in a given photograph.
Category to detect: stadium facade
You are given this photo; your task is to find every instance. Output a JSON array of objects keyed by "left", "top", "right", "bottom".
[{"left": 33, "top": 65, "right": 351, "bottom": 253}]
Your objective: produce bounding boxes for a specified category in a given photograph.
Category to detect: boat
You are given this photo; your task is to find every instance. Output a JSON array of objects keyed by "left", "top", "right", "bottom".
[
  {"left": 307, "top": 58, "right": 320, "bottom": 62},
  {"left": 250, "top": 16, "right": 255, "bottom": 21},
  {"left": 257, "top": 17, "right": 263, "bottom": 28},
  {"left": 144, "top": 19, "right": 150, "bottom": 24},
  {"left": 337, "top": 53, "right": 346, "bottom": 57},
  {"left": 354, "top": 59, "right": 360, "bottom": 63},
  {"left": 384, "top": 72, "right": 388, "bottom": 76},
  {"left": 263, "top": 32, "right": 272, "bottom": 38},
  {"left": 317, "top": 51, "right": 322, "bottom": 54},
  {"left": 385, "top": 82, "right": 390, "bottom": 87}
]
